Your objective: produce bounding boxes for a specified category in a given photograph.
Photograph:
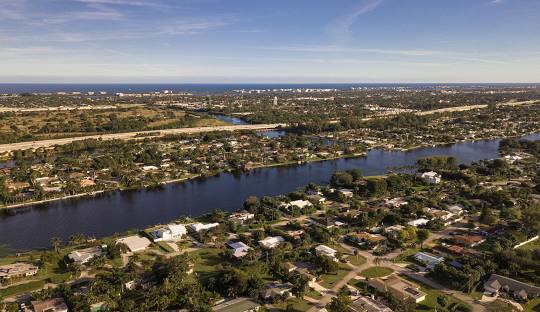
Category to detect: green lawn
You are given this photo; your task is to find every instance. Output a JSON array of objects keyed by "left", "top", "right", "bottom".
[
  {"left": 347, "top": 254, "right": 367, "bottom": 266},
  {"left": 522, "top": 297, "right": 540, "bottom": 312},
  {"left": 190, "top": 248, "right": 225, "bottom": 282},
  {"left": 155, "top": 242, "right": 175, "bottom": 253},
  {"left": 319, "top": 263, "right": 351, "bottom": 289},
  {"left": 359, "top": 266, "right": 394, "bottom": 278},
  {"left": 0, "top": 280, "right": 46, "bottom": 299},
  {"left": 272, "top": 297, "right": 315, "bottom": 312}
]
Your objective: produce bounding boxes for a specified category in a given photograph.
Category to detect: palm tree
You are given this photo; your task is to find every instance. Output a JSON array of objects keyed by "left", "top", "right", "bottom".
[{"left": 51, "top": 237, "right": 62, "bottom": 253}]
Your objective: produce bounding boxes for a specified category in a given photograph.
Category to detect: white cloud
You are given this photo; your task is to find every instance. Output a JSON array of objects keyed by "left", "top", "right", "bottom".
[{"left": 326, "top": 0, "right": 384, "bottom": 39}]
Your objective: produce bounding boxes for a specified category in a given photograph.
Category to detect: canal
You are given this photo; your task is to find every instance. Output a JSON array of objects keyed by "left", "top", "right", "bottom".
[{"left": 0, "top": 133, "right": 538, "bottom": 251}]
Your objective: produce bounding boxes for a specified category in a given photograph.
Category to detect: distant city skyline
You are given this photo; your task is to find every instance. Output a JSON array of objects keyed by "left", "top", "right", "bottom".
[{"left": 1, "top": 0, "right": 539, "bottom": 83}]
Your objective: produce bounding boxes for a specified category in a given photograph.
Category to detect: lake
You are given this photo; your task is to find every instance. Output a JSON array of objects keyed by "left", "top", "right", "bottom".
[{"left": 0, "top": 133, "right": 538, "bottom": 251}]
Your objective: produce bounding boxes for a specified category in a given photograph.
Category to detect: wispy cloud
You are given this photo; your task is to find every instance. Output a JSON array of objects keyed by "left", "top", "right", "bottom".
[
  {"left": 73, "top": 0, "right": 176, "bottom": 8},
  {"left": 255, "top": 45, "right": 511, "bottom": 65},
  {"left": 326, "top": 0, "right": 384, "bottom": 40}
]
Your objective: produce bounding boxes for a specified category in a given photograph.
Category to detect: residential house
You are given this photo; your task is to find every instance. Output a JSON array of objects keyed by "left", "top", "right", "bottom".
[
  {"left": 227, "top": 241, "right": 252, "bottom": 258},
  {"left": 484, "top": 274, "right": 540, "bottom": 299},
  {"left": 213, "top": 297, "right": 261, "bottom": 312},
  {"left": 347, "top": 232, "right": 387, "bottom": 249},
  {"left": 452, "top": 235, "right": 485, "bottom": 247},
  {"left": 413, "top": 252, "right": 444, "bottom": 270},
  {"left": 384, "top": 198, "right": 409, "bottom": 208},
  {"left": 259, "top": 236, "right": 285, "bottom": 249},
  {"left": 151, "top": 224, "right": 187, "bottom": 242},
  {"left": 369, "top": 276, "right": 426, "bottom": 303},
  {"left": 349, "top": 296, "right": 393, "bottom": 312},
  {"left": 228, "top": 211, "right": 255, "bottom": 225},
  {"left": 31, "top": 298, "right": 69, "bottom": 312},
  {"left": 0, "top": 263, "right": 39, "bottom": 280},
  {"left": 117, "top": 235, "right": 151, "bottom": 252},
  {"left": 407, "top": 218, "right": 429, "bottom": 227},
  {"left": 260, "top": 282, "right": 293, "bottom": 301},
  {"left": 420, "top": 171, "right": 441, "bottom": 184},
  {"left": 68, "top": 246, "right": 104, "bottom": 265},
  {"left": 447, "top": 204, "right": 465, "bottom": 215},
  {"left": 188, "top": 222, "right": 220, "bottom": 232},
  {"left": 315, "top": 245, "right": 338, "bottom": 260},
  {"left": 339, "top": 189, "right": 354, "bottom": 197},
  {"left": 384, "top": 225, "right": 405, "bottom": 239}
]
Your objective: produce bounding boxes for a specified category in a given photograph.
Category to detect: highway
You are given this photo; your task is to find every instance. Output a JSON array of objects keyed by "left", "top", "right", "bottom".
[{"left": 0, "top": 123, "right": 286, "bottom": 152}]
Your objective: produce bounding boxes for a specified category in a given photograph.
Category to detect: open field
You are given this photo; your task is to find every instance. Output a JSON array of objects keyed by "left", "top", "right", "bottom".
[{"left": 0, "top": 123, "right": 286, "bottom": 152}]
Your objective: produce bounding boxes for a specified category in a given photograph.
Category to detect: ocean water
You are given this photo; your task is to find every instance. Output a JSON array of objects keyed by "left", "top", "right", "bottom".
[{"left": 0, "top": 83, "right": 538, "bottom": 95}]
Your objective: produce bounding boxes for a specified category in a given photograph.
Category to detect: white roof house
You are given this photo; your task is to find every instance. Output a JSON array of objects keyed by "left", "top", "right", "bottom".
[
  {"left": 408, "top": 218, "right": 429, "bottom": 227},
  {"left": 151, "top": 224, "right": 187, "bottom": 242},
  {"left": 259, "top": 236, "right": 285, "bottom": 249},
  {"left": 414, "top": 252, "right": 444, "bottom": 270},
  {"left": 68, "top": 246, "right": 104, "bottom": 264},
  {"left": 117, "top": 235, "right": 151, "bottom": 252},
  {"left": 315, "top": 245, "right": 337, "bottom": 260},
  {"left": 339, "top": 189, "right": 354, "bottom": 197},
  {"left": 227, "top": 241, "right": 252, "bottom": 258},
  {"left": 447, "top": 204, "right": 464, "bottom": 215},
  {"left": 421, "top": 171, "right": 441, "bottom": 184},
  {"left": 187, "top": 222, "right": 220, "bottom": 232},
  {"left": 287, "top": 200, "right": 313, "bottom": 209}
]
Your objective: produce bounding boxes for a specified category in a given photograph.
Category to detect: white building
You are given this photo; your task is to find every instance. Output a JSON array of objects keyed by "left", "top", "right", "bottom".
[
  {"left": 447, "top": 204, "right": 464, "bottom": 215},
  {"left": 339, "top": 189, "right": 354, "bottom": 197},
  {"left": 414, "top": 252, "right": 444, "bottom": 270},
  {"left": 151, "top": 224, "right": 187, "bottom": 242},
  {"left": 187, "top": 222, "right": 220, "bottom": 232},
  {"left": 68, "top": 246, "right": 104, "bottom": 264},
  {"left": 117, "top": 235, "right": 151, "bottom": 252},
  {"left": 315, "top": 245, "right": 337, "bottom": 260},
  {"left": 259, "top": 236, "right": 285, "bottom": 249},
  {"left": 421, "top": 171, "right": 441, "bottom": 184},
  {"left": 227, "top": 241, "right": 252, "bottom": 258},
  {"left": 285, "top": 200, "right": 313, "bottom": 210},
  {"left": 407, "top": 218, "right": 430, "bottom": 227}
]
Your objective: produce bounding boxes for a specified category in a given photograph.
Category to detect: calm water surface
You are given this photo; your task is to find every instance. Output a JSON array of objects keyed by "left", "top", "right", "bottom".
[{"left": 0, "top": 133, "right": 538, "bottom": 251}]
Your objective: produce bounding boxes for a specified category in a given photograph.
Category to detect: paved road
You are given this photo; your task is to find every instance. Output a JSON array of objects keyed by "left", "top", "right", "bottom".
[{"left": 0, "top": 123, "right": 286, "bottom": 152}]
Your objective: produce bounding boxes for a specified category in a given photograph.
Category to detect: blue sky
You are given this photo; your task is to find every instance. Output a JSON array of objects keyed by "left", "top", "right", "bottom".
[{"left": 1, "top": 0, "right": 539, "bottom": 83}]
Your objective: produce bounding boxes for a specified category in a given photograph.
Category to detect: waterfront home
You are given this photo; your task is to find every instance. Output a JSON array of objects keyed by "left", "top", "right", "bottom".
[
  {"left": 79, "top": 178, "right": 96, "bottom": 188},
  {"left": 260, "top": 281, "right": 293, "bottom": 301},
  {"left": 350, "top": 296, "right": 393, "bottom": 312},
  {"left": 68, "top": 246, "right": 105, "bottom": 265},
  {"left": 283, "top": 199, "right": 312, "bottom": 211},
  {"left": 227, "top": 241, "right": 252, "bottom": 258},
  {"left": 413, "top": 252, "right": 444, "bottom": 270},
  {"left": 213, "top": 297, "right": 261, "bottom": 312},
  {"left": 188, "top": 222, "right": 220, "bottom": 232},
  {"left": 315, "top": 245, "right": 338, "bottom": 260},
  {"left": 433, "top": 244, "right": 479, "bottom": 259},
  {"left": 339, "top": 188, "right": 354, "bottom": 197},
  {"left": 369, "top": 276, "right": 426, "bottom": 303},
  {"left": 31, "top": 297, "right": 69, "bottom": 312},
  {"left": 407, "top": 218, "right": 429, "bottom": 227},
  {"left": 258, "top": 236, "right": 285, "bottom": 249},
  {"left": 484, "top": 274, "right": 540, "bottom": 299},
  {"left": 420, "top": 171, "right": 441, "bottom": 184},
  {"left": 151, "top": 224, "right": 187, "bottom": 242},
  {"left": 117, "top": 235, "right": 151, "bottom": 252},
  {"left": 228, "top": 211, "right": 255, "bottom": 225},
  {"left": 0, "top": 262, "right": 39, "bottom": 280},
  {"left": 452, "top": 235, "right": 485, "bottom": 247}
]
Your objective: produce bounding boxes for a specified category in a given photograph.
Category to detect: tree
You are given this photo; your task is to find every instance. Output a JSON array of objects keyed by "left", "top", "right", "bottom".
[
  {"left": 327, "top": 287, "right": 352, "bottom": 312},
  {"left": 437, "top": 295, "right": 448, "bottom": 308},
  {"left": 330, "top": 171, "right": 353, "bottom": 187},
  {"left": 51, "top": 236, "right": 62, "bottom": 253},
  {"left": 416, "top": 229, "right": 430, "bottom": 248}
]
